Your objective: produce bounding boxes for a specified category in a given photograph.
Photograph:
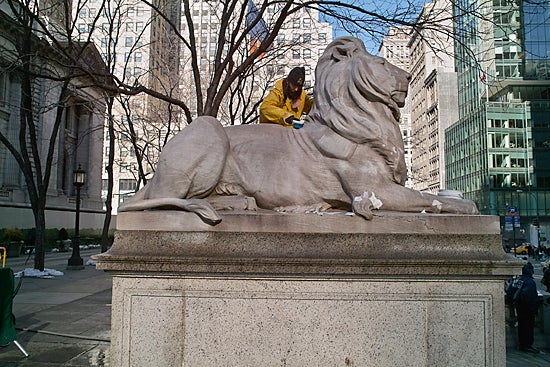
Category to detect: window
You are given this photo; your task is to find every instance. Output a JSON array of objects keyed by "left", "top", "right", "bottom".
[
  {"left": 136, "top": 6, "right": 144, "bottom": 16},
  {"left": 119, "top": 179, "right": 137, "bottom": 191},
  {"left": 134, "top": 52, "right": 142, "bottom": 62},
  {"left": 292, "top": 50, "right": 300, "bottom": 59},
  {"left": 303, "top": 18, "right": 310, "bottom": 29},
  {"left": 78, "top": 23, "right": 86, "bottom": 33},
  {"left": 125, "top": 37, "right": 133, "bottom": 47},
  {"left": 136, "top": 22, "right": 144, "bottom": 32},
  {"left": 303, "top": 49, "right": 311, "bottom": 59},
  {"left": 79, "top": 9, "right": 86, "bottom": 18},
  {"left": 303, "top": 33, "right": 311, "bottom": 43},
  {"left": 293, "top": 19, "right": 300, "bottom": 29},
  {"left": 134, "top": 67, "right": 141, "bottom": 77},
  {"left": 127, "top": 7, "right": 135, "bottom": 17},
  {"left": 126, "top": 22, "right": 134, "bottom": 32},
  {"left": 319, "top": 33, "right": 327, "bottom": 43},
  {"left": 293, "top": 34, "right": 300, "bottom": 43},
  {"left": 89, "top": 8, "right": 97, "bottom": 17},
  {"left": 0, "top": 73, "right": 8, "bottom": 107}
]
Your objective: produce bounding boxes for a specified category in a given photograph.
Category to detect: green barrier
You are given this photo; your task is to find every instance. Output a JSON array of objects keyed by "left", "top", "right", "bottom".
[{"left": 0, "top": 267, "right": 16, "bottom": 346}]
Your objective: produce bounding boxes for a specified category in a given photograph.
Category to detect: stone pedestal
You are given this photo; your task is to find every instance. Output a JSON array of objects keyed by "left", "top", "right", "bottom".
[{"left": 95, "top": 211, "right": 521, "bottom": 367}]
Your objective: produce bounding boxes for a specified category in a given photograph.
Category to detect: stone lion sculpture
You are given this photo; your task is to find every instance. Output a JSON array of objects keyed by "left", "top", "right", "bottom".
[{"left": 119, "top": 36, "right": 478, "bottom": 224}]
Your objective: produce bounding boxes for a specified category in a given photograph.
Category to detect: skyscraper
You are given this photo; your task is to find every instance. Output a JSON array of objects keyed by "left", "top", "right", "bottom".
[
  {"left": 379, "top": 26, "right": 414, "bottom": 188},
  {"left": 447, "top": 0, "right": 550, "bottom": 245},
  {"left": 407, "top": 0, "right": 458, "bottom": 194},
  {"left": 77, "top": 0, "right": 331, "bottom": 213}
]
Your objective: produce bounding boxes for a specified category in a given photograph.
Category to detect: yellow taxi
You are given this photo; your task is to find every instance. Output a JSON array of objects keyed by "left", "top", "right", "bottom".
[{"left": 511, "top": 244, "right": 529, "bottom": 255}]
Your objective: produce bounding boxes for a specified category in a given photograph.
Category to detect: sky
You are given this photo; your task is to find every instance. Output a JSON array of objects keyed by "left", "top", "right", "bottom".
[{"left": 323, "top": 0, "right": 426, "bottom": 53}]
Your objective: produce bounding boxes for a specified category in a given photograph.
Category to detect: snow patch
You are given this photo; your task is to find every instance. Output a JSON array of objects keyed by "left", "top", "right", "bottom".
[
  {"left": 15, "top": 268, "right": 64, "bottom": 278},
  {"left": 432, "top": 199, "right": 443, "bottom": 210},
  {"left": 369, "top": 192, "right": 383, "bottom": 209}
]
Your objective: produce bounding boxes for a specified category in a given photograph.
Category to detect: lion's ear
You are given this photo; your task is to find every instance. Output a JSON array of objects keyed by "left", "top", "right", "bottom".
[
  {"left": 330, "top": 43, "right": 358, "bottom": 62},
  {"left": 327, "top": 37, "right": 366, "bottom": 62}
]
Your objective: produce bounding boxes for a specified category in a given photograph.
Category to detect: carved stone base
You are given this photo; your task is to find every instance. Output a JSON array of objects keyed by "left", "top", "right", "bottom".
[{"left": 95, "top": 211, "right": 521, "bottom": 367}]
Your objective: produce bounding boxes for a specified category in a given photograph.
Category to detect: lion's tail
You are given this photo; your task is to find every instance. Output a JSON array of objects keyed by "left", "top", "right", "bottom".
[{"left": 118, "top": 198, "right": 222, "bottom": 226}]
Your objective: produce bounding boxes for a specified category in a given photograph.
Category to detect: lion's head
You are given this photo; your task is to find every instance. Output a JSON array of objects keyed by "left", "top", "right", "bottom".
[{"left": 308, "top": 36, "right": 410, "bottom": 185}]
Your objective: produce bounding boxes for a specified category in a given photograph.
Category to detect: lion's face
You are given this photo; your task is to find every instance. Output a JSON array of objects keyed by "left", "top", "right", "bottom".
[
  {"left": 363, "top": 54, "right": 411, "bottom": 107},
  {"left": 308, "top": 36, "right": 408, "bottom": 183},
  {"left": 314, "top": 36, "right": 411, "bottom": 111}
]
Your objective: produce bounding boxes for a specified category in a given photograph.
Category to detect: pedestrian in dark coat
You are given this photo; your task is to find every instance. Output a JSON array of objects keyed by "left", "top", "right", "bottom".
[
  {"left": 516, "top": 262, "right": 540, "bottom": 353},
  {"left": 542, "top": 267, "right": 550, "bottom": 292}
]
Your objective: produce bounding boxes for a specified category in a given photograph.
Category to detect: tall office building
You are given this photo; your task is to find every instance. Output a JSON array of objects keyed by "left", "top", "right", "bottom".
[
  {"left": 76, "top": 0, "right": 183, "bottom": 212},
  {"left": 407, "top": 0, "right": 457, "bottom": 194},
  {"left": 77, "top": 0, "right": 331, "bottom": 213},
  {"left": 379, "top": 26, "right": 414, "bottom": 188},
  {"left": 447, "top": 0, "right": 550, "bottom": 245}
]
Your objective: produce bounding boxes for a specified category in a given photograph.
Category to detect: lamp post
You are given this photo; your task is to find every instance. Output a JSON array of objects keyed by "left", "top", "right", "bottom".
[{"left": 67, "top": 165, "right": 86, "bottom": 270}]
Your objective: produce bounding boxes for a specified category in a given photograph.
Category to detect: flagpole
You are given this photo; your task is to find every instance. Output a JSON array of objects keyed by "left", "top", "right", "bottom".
[{"left": 485, "top": 67, "right": 489, "bottom": 104}]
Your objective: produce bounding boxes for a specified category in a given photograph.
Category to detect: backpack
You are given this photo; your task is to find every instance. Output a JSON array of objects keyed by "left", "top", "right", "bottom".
[{"left": 505, "top": 276, "right": 524, "bottom": 305}]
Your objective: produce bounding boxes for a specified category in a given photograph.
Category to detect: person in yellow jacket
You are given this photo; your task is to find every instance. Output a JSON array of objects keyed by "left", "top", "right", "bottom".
[{"left": 259, "top": 67, "right": 314, "bottom": 129}]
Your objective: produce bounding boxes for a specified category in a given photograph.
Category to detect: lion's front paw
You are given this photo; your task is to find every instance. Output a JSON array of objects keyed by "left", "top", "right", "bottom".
[{"left": 352, "top": 192, "right": 383, "bottom": 220}]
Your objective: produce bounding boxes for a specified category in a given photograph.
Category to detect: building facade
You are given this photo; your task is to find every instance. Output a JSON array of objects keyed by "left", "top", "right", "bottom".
[
  {"left": 75, "top": 0, "right": 183, "bottom": 212},
  {"left": 446, "top": 0, "right": 550, "bottom": 246},
  {"left": 0, "top": 2, "right": 107, "bottom": 229},
  {"left": 76, "top": 0, "right": 332, "bottom": 213},
  {"left": 378, "top": 26, "right": 414, "bottom": 188},
  {"left": 407, "top": 0, "right": 458, "bottom": 194}
]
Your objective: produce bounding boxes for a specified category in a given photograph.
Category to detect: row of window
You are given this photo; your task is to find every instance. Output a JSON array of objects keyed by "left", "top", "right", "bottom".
[
  {"left": 79, "top": 22, "right": 147, "bottom": 37},
  {"left": 488, "top": 118, "right": 527, "bottom": 128},
  {"left": 102, "top": 179, "right": 137, "bottom": 191},
  {"left": 79, "top": 6, "right": 146, "bottom": 19}
]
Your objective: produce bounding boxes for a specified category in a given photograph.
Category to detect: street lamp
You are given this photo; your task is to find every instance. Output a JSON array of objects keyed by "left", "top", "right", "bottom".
[{"left": 67, "top": 165, "right": 86, "bottom": 270}]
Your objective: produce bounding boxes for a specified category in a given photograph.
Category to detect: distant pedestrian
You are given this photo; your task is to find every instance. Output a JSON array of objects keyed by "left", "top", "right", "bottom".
[
  {"left": 515, "top": 262, "right": 540, "bottom": 353},
  {"left": 542, "top": 267, "right": 550, "bottom": 292}
]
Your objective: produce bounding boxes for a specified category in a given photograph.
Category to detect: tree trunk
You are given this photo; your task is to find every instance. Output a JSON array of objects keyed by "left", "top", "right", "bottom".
[
  {"left": 101, "top": 97, "right": 116, "bottom": 253},
  {"left": 33, "top": 208, "right": 46, "bottom": 271}
]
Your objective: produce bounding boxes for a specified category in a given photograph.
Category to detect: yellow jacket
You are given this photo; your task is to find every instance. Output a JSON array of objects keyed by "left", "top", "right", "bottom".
[{"left": 259, "top": 78, "right": 314, "bottom": 127}]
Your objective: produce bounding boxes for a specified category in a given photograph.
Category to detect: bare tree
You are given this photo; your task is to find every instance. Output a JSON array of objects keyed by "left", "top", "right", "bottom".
[{"left": 0, "top": 0, "right": 112, "bottom": 269}]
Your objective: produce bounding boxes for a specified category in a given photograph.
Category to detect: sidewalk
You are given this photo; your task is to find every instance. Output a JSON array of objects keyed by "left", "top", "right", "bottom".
[
  {"left": 0, "top": 249, "right": 111, "bottom": 366},
  {"left": 1, "top": 249, "right": 550, "bottom": 366}
]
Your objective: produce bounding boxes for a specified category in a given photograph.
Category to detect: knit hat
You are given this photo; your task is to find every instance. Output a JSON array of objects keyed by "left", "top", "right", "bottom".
[
  {"left": 522, "top": 262, "right": 534, "bottom": 275},
  {"left": 287, "top": 67, "right": 305, "bottom": 87}
]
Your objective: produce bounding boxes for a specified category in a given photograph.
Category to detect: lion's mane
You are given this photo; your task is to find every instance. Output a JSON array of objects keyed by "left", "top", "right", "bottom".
[{"left": 307, "top": 37, "right": 407, "bottom": 185}]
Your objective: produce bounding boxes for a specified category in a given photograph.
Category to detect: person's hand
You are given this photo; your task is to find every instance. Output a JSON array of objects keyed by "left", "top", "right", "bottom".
[
  {"left": 285, "top": 116, "right": 299, "bottom": 125},
  {"left": 285, "top": 116, "right": 304, "bottom": 129}
]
